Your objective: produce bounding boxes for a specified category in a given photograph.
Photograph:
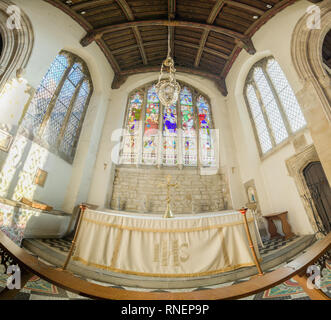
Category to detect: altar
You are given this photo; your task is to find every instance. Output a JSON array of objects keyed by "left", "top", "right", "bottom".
[{"left": 73, "top": 209, "right": 261, "bottom": 278}]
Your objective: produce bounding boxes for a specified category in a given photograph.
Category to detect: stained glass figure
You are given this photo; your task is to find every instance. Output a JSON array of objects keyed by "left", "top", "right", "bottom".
[
  {"left": 127, "top": 93, "right": 143, "bottom": 134},
  {"left": 180, "top": 87, "right": 197, "bottom": 166},
  {"left": 121, "top": 92, "right": 143, "bottom": 164},
  {"left": 120, "top": 83, "right": 215, "bottom": 168},
  {"left": 197, "top": 96, "right": 215, "bottom": 166},
  {"left": 163, "top": 105, "right": 177, "bottom": 166},
  {"left": 143, "top": 86, "right": 160, "bottom": 165}
]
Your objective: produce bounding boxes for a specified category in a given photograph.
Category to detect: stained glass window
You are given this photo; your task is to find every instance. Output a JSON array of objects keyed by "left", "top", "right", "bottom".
[
  {"left": 163, "top": 105, "right": 177, "bottom": 166},
  {"left": 121, "top": 92, "right": 143, "bottom": 164},
  {"left": 180, "top": 87, "right": 197, "bottom": 166},
  {"left": 245, "top": 57, "right": 306, "bottom": 155},
  {"left": 197, "top": 96, "right": 215, "bottom": 166},
  {"left": 121, "top": 82, "right": 215, "bottom": 168},
  {"left": 142, "top": 85, "right": 160, "bottom": 165},
  {"left": 21, "top": 52, "right": 93, "bottom": 163}
]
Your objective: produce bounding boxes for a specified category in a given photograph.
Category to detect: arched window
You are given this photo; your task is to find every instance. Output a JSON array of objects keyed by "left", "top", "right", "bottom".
[
  {"left": 120, "top": 82, "right": 216, "bottom": 168},
  {"left": 20, "top": 51, "right": 93, "bottom": 163},
  {"left": 244, "top": 57, "right": 306, "bottom": 155}
]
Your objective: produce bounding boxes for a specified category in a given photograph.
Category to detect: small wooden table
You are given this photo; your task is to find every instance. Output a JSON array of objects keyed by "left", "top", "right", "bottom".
[{"left": 264, "top": 211, "right": 295, "bottom": 240}]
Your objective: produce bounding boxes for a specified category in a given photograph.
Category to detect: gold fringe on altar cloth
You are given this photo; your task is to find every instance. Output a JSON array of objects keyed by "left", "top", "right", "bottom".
[{"left": 72, "top": 209, "right": 261, "bottom": 278}]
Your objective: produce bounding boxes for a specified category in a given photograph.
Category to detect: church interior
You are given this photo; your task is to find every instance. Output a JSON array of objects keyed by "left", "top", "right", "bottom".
[{"left": 0, "top": 0, "right": 330, "bottom": 301}]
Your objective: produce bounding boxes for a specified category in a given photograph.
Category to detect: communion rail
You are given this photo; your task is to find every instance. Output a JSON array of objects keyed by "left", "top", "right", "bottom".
[{"left": 0, "top": 230, "right": 330, "bottom": 300}]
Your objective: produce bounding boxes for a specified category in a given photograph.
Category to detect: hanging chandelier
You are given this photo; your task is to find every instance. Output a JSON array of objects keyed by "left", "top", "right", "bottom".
[{"left": 155, "top": 27, "right": 181, "bottom": 107}]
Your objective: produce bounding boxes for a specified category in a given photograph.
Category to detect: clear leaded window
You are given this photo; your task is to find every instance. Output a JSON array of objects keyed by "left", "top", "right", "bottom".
[
  {"left": 245, "top": 57, "right": 306, "bottom": 155},
  {"left": 120, "top": 82, "right": 216, "bottom": 168},
  {"left": 20, "top": 51, "right": 93, "bottom": 163}
]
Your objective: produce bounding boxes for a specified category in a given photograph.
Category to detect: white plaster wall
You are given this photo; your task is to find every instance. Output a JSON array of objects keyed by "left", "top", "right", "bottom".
[
  {"left": 0, "top": 0, "right": 114, "bottom": 211},
  {"left": 225, "top": 0, "right": 315, "bottom": 235},
  {"left": 88, "top": 72, "right": 246, "bottom": 209}
]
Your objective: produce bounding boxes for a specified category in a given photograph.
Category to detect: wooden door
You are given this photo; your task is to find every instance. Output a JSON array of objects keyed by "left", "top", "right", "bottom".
[{"left": 303, "top": 162, "right": 331, "bottom": 234}]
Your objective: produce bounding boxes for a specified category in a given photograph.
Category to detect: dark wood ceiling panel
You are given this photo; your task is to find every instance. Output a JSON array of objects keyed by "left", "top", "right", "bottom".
[
  {"left": 127, "top": 0, "right": 168, "bottom": 20},
  {"left": 48, "top": 0, "right": 298, "bottom": 96},
  {"left": 214, "top": 14, "right": 250, "bottom": 34},
  {"left": 176, "top": 0, "right": 214, "bottom": 23},
  {"left": 175, "top": 27, "right": 203, "bottom": 46},
  {"left": 233, "top": 0, "right": 275, "bottom": 11}
]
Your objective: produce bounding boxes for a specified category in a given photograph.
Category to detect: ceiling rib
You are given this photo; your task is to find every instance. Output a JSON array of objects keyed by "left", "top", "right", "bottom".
[
  {"left": 168, "top": 0, "right": 176, "bottom": 57},
  {"left": 44, "top": 0, "right": 298, "bottom": 97},
  {"left": 220, "top": 0, "right": 297, "bottom": 79},
  {"left": 194, "top": 0, "right": 226, "bottom": 68},
  {"left": 225, "top": 1, "right": 265, "bottom": 15},
  {"left": 115, "top": 0, "right": 148, "bottom": 65},
  {"left": 80, "top": 19, "right": 255, "bottom": 56}
]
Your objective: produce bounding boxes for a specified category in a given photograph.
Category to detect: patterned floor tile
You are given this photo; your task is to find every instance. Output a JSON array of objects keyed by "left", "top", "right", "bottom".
[{"left": 29, "top": 294, "right": 69, "bottom": 300}]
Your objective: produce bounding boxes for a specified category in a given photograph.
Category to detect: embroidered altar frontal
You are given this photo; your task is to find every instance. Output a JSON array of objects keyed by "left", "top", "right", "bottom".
[{"left": 73, "top": 210, "right": 260, "bottom": 278}]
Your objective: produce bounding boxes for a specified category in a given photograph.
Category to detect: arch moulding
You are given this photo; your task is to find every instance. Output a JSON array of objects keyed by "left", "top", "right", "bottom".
[
  {"left": 291, "top": 0, "right": 331, "bottom": 185},
  {"left": 0, "top": 0, "right": 34, "bottom": 91}
]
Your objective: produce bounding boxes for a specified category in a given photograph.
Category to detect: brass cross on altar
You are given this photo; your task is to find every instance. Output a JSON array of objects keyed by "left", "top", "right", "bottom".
[{"left": 158, "top": 175, "right": 179, "bottom": 218}]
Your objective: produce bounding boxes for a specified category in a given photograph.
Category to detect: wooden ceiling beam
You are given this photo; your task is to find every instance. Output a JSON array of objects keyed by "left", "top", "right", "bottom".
[
  {"left": 44, "top": 0, "right": 123, "bottom": 83},
  {"left": 168, "top": 0, "right": 176, "bottom": 57},
  {"left": 70, "top": 0, "right": 107, "bottom": 12},
  {"left": 176, "top": 40, "right": 229, "bottom": 61},
  {"left": 195, "top": 0, "right": 226, "bottom": 68},
  {"left": 113, "top": 66, "right": 228, "bottom": 96},
  {"left": 115, "top": 0, "right": 148, "bottom": 65},
  {"left": 220, "top": 0, "right": 296, "bottom": 79},
  {"left": 225, "top": 1, "right": 265, "bottom": 16},
  {"left": 168, "top": 0, "right": 176, "bottom": 20},
  {"left": 80, "top": 19, "right": 254, "bottom": 54}
]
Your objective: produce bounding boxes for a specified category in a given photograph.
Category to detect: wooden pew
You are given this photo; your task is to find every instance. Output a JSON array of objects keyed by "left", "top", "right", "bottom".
[{"left": 0, "top": 231, "right": 330, "bottom": 300}]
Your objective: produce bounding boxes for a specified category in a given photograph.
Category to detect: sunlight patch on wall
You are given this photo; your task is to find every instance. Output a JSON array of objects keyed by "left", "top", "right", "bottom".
[
  {"left": 0, "top": 135, "right": 28, "bottom": 198},
  {"left": 12, "top": 142, "right": 48, "bottom": 202}
]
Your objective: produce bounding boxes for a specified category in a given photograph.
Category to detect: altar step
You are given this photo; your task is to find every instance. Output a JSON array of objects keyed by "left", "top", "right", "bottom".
[{"left": 23, "top": 234, "right": 316, "bottom": 290}]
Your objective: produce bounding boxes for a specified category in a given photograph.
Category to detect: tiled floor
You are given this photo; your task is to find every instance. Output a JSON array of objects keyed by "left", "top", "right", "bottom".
[{"left": 1, "top": 262, "right": 330, "bottom": 300}]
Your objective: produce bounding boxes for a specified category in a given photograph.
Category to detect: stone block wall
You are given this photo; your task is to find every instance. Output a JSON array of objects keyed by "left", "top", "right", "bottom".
[{"left": 110, "top": 167, "right": 232, "bottom": 214}]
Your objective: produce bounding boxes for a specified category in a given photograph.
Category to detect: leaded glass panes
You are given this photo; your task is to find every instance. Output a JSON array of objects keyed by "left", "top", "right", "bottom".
[
  {"left": 59, "top": 80, "right": 90, "bottom": 156},
  {"left": 120, "top": 83, "right": 214, "bottom": 168},
  {"left": 20, "top": 52, "right": 92, "bottom": 162},
  {"left": 163, "top": 105, "right": 177, "bottom": 166},
  {"left": 121, "top": 92, "right": 143, "bottom": 164},
  {"left": 246, "top": 85, "right": 273, "bottom": 154},
  {"left": 21, "top": 54, "right": 69, "bottom": 134},
  {"left": 245, "top": 57, "right": 306, "bottom": 156},
  {"left": 142, "top": 86, "right": 160, "bottom": 165},
  {"left": 180, "top": 87, "right": 197, "bottom": 166},
  {"left": 197, "top": 96, "right": 215, "bottom": 166},
  {"left": 253, "top": 67, "right": 288, "bottom": 144},
  {"left": 267, "top": 59, "right": 306, "bottom": 132}
]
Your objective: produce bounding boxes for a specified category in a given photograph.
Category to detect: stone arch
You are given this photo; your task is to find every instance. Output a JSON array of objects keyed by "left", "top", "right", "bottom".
[
  {"left": 291, "top": 0, "right": 331, "bottom": 184},
  {"left": 0, "top": 0, "right": 34, "bottom": 91},
  {"left": 286, "top": 144, "right": 322, "bottom": 236}
]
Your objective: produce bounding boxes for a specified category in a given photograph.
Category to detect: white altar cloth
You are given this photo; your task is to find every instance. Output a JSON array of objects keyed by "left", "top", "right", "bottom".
[{"left": 73, "top": 209, "right": 261, "bottom": 278}]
